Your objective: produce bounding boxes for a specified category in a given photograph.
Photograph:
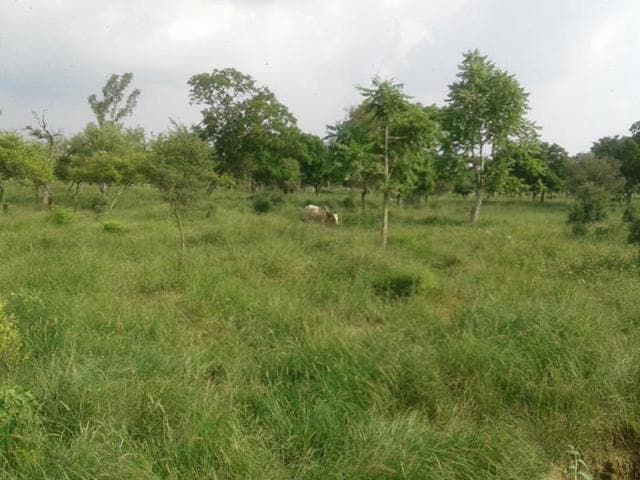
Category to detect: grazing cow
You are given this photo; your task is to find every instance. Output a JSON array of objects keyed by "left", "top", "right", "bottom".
[{"left": 304, "top": 204, "right": 339, "bottom": 225}]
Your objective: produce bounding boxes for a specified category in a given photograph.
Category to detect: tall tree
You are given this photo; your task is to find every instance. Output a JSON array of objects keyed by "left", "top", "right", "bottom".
[
  {"left": 445, "top": 50, "right": 531, "bottom": 224},
  {"left": 327, "top": 105, "right": 381, "bottom": 211},
  {"left": 188, "top": 68, "right": 299, "bottom": 188},
  {"left": 24, "top": 111, "right": 64, "bottom": 207},
  {"left": 88, "top": 73, "right": 141, "bottom": 127},
  {"left": 358, "top": 78, "right": 439, "bottom": 245},
  {"left": 145, "top": 125, "right": 215, "bottom": 251}
]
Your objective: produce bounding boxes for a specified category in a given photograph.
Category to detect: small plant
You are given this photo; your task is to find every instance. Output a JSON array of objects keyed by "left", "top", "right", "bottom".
[
  {"left": 0, "top": 301, "right": 22, "bottom": 371},
  {"left": 50, "top": 208, "right": 74, "bottom": 225},
  {"left": 103, "top": 221, "right": 128, "bottom": 233},
  {"left": 567, "top": 445, "right": 593, "bottom": 480},
  {"left": 373, "top": 272, "right": 422, "bottom": 300},
  {"left": 0, "top": 386, "right": 42, "bottom": 466}
]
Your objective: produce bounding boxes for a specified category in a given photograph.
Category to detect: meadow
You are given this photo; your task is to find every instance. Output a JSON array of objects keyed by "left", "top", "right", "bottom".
[{"left": 1, "top": 183, "right": 639, "bottom": 479}]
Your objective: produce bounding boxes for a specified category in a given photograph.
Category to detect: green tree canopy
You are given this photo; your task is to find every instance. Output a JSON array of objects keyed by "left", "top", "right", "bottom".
[
  {"left": 88, "top": 73, "right": 141, "bottom": 127},
  {"left": 188, "top": 68, "right": 300, "bottom": 188},
  {"left": 145, "top": 124, "right": 215, "bottom": 250},
  {"left": 445, "top": 49, "right": 531, "bottom": 223}
]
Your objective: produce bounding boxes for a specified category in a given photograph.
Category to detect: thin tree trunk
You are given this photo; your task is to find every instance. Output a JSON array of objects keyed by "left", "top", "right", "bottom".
[
  {"left": 109, "top": 184, "right": 128, "bottom": 210},
  {"left": 381, "top": 123, "right": 390, "bottom": 246},
  {"left": 42, "top": 183, "right": 50, "bottom": 208},
  {"left": 470, "top": 144, "right": 485, "bottom": 225},
  {"left": 470, "top": 188, "right": 484, "bottom": 224},
  {"left": 73, "top": 182, "right": 80, "bottom": 201},
  {"left": 0, "top": 184, "right": 5, "bottom": 212},
  {"left": 382, "top": 190, "right": 389, "bottom": 247},
  {"left": 34, "top": 184, "right": 40, "bottom": 205},
  {"left": 173, "top": 204, "right": 186, "bottom": 251},
  {"left": 361, "top": 185, "right": 367, "bottom": 212}
]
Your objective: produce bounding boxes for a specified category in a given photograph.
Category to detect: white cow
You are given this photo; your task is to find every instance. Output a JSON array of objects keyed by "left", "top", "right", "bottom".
[{"left": 304, "top": 204, "right": 339, "bottom": 225}]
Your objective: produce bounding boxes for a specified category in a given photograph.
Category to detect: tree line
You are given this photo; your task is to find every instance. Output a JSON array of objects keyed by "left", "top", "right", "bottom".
[{"left": 1, "top": 50, "right": 639, "bottom": 246}]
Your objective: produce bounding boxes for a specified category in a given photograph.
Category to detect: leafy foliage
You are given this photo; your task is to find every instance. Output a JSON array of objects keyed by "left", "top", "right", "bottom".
[
  {"left": 0, "top": 302, "right": 22, "bottom": 372},
  {"left": 88, "top": 72, "right": 141, "bottom": 127},
  {"left": 445, "top": 50, "right": 532, "bottom": 222}
]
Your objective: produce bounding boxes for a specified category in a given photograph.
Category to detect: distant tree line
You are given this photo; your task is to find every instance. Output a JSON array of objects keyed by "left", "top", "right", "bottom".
[{"left": 1, "top": 50, "right": 639, "bottom": 245}]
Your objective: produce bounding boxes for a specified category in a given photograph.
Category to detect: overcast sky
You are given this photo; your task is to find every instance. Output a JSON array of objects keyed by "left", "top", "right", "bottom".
[{"left": 1, "top": 0, "right": 638, "bottom": 153}]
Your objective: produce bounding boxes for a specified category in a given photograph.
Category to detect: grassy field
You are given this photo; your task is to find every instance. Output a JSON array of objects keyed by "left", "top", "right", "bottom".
[{"left": 1, "top": 183, "right": 639, "bottom": 479}]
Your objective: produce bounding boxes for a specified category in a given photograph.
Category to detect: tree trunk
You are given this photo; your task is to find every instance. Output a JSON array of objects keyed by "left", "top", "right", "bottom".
[
  {"left": 73, "top": 182, "right": 80, "bottom": 201},
  {"left": 42, "top": 183, "right": 50, "bottom": 208},
  {"left": 361, "top": 185, "right": 368, "bottom": 212},
  {"left": 381, "top": 123, "right": 390, "bottom": 246},
  {"left": 173, "top": 204, "right": 186, "bottom": 251},
  {"left": 396, "top": 193, "right": 402, "bottom": 207},
  {"left": 0, "top": 184, "right": 5, "bottom": 212},
  {"left": 109, "top": 184, "right": 128, "bottom": 210},
  {"left": 540, "top": 191, "right": 546, "bottom": 203},
  {"left": 470, "top": 188, "right": 484, "bottom": 224},
  {"left": 34, "top": 184, "right": 40, "bottom": 205}
]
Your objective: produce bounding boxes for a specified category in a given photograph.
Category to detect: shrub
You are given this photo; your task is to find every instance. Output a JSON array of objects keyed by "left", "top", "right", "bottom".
[
  {"left": 252, "top": 197, "right": 272, "bottom": 214},
  {"left": 373, "top": 272, "right": 422, "bottom": 300},
  {"left": 627, "top": 217, "right": 640, "bottom": 244},
  {"left": 103, "top": 221, "right": 128, "bottom": 234},
  {"left": 0, "top": 302, "right": 22, "bottom": 371},
  {"left": 340, "top": 196, "right": 356, "bottom": 209},
  {"left": 567, "top": 185, "right": 607, "bottom": 234},
  {"left": 89, "top": 195, "right": 108, "bottom": 213},
  {"left": 50, "top": 208, "right": 74, "bottom": 225},
  {"left": 0, "top": 386, "right": 42, "bottom": 468}
]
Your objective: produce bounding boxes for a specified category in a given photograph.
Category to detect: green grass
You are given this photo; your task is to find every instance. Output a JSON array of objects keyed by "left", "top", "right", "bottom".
[{"left": 1, "top": 183, "right": 639, "bottom": 478}]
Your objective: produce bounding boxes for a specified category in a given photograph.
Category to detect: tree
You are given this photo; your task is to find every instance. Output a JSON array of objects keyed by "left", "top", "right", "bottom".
[
  {"left": 188, "top": 68, "right": 300, "bottom": 189},
  {"left": 592, "top": 128, "right": 640, "bottom": 209},
  {"left": 88, "top": 73, "right": 141, "bottom": 127},
  {"left": 357, "top": 78, "right": 440, "bottom": 245},
  {"left": 0, "top": 132, "right": 50, "bottom": 211},
  {"left": 145, "top": 125, "right": 215, "bottom": 251},
  {"left": 24, "top": 111, "right": 64, "bottom": 207},
  {"left": 62, "top": 123, "right": 146, "bottom": 206},
  {"left": 445, "top": 50, "right": 531, "bottom": 224},
  {"left": 327, "top": 105, "right": 381, "bottom": 211},
  {"left": 294, "top": 133, "right": 331, "bottom": 193}
]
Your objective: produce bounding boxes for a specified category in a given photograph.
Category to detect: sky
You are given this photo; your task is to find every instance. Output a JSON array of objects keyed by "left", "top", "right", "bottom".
[{"left": 1, "top": 0, "right": 639, "bottom": 154}]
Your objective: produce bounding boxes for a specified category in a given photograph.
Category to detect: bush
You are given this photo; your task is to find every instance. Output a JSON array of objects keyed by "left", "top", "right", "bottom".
[
  {"left": 373, "top": 272, "right": 423, "bottom": 300},
  {"left": 90, "top": 195, "right": 108, "bottom": 213},
  {"left": 50, "top": 208, "right": 74, "bottom": 225},
  {"left": 252, "top": 192, "right": 285, "bottom": 214},
  {"left": 0, "top": 386, "right": 42, "bottom": 468},
  {"left": 567, "top": 185, "right": 607, "bottom": 234},
  {"left": 103, "top": 221, "right": 128, "bottom": 234},
  {"left": 252, "top": 197, "right": 273, "bottom": 214},
  {"left": 627, "top": 217, "right": 640, "bottom": 244},
  {"left": 340, "top": 196, "right": 356, "bottom": 209},
  {"left": 0, "top": 302, "right": 22, "bottom": 371}
]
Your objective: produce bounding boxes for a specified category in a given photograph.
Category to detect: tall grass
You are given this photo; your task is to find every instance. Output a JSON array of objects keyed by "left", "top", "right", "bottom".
[{"left": 0, "top": 183, "right": 639, "bottom": 478}]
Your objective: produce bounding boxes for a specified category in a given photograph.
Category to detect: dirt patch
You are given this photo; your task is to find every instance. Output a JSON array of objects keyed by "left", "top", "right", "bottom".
[{"left": 588, "top": 451, "right": 640, "bottom": 480}]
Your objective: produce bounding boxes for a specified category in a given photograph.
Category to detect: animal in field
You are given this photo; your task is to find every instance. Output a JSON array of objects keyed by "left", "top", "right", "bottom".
[{"left": 304, "top": 204, "right": 339, "bottom": 225}]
